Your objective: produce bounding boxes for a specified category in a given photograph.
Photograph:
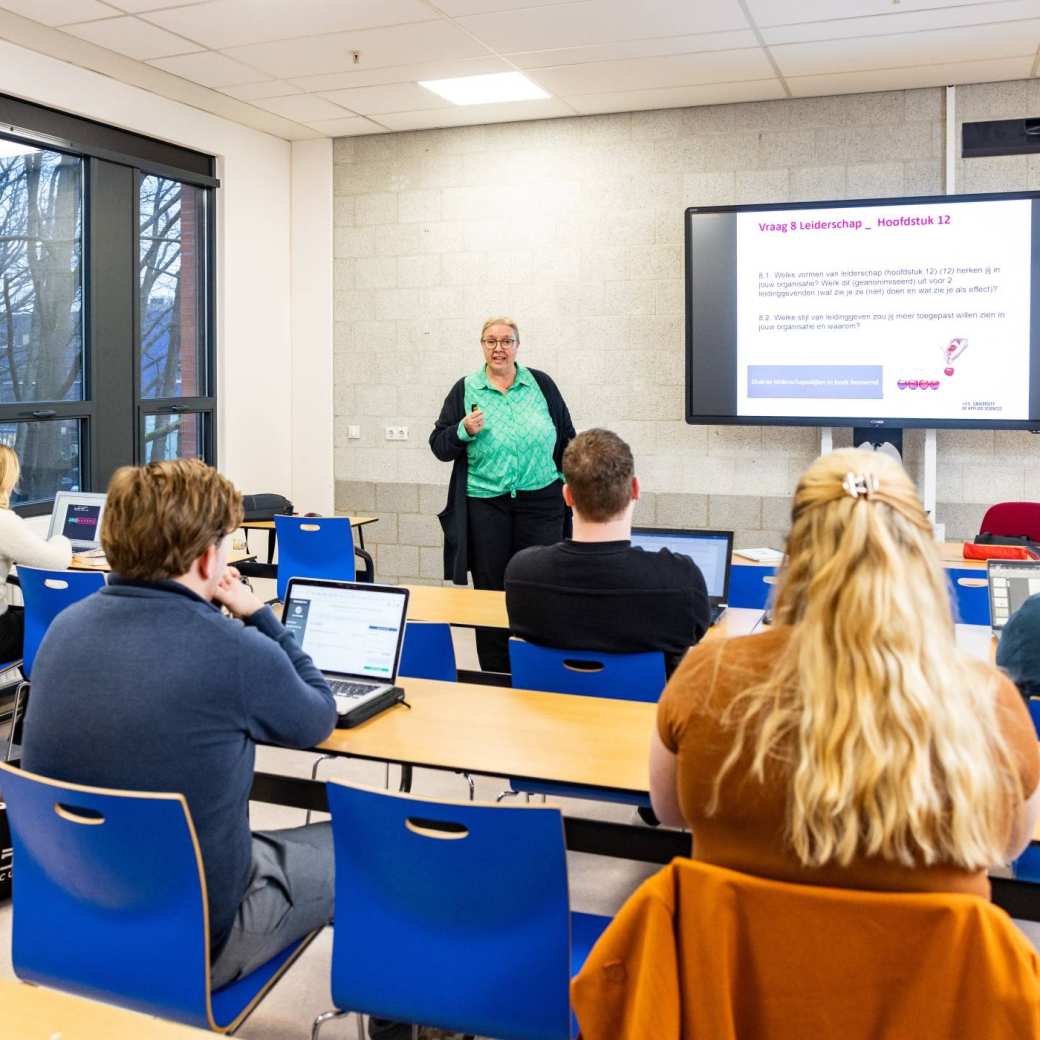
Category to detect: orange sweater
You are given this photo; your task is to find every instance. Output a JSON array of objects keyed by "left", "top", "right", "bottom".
[{"left": 572, "top": 858, "right": 1040, "bottom": 1040}]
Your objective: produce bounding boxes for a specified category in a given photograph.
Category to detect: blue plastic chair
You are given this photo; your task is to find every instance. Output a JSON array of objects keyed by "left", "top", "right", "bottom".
[
  {"left": 729, "top": 563, "right": 778, "bottom": 610},
  {"left": 273, "top": 515, "right": 356, "bottom": 602},
  {"left": 1029, "top": 698, "right": 1040, "bottom": 738},
  {"left": 19, "top": 566, "right": 106, "bottom": 679},
  {"left": 947, "top": 568, "right": 990, "bottom": 626},
  {"left": 506, "top": 640, "right": 665, "bottom": 806},
  {"left": 0, "top": 762, "right": 318, "bottom": 1033},
  {"left": 314, "top": 780, "right": 610, "bottom": 1040},
  {"left": 399, "top": 622, "right": 457, "bottom": 682}
]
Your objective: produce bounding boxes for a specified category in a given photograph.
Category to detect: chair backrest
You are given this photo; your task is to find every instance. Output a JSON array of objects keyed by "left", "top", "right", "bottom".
[
  {"left": 326, "top": 781, "right": 572, "bottom": 1040},
  {"left": 509, "top": 640, "right": 666, "bottom": 702},
  {"left": 1029, "top": 698, "right": 1040, "bottom": 738},
  {"left": 946, "top": 567, "right": 990, "bottom": 626},
  {"left": 399, "top": 622, "right": 457, "bottom": 682},
  {"left": 573, "top": 857, "right": 1040, "bottom": 1040},
  {"left": 273, "top": 515, "right": 355, "bottom": 601},
  {"left": 18, "top": 567, "right": 106, "bottom": 678},
  {"left": 728, "top": 563, "right": 777, "bottom": 610},
  {"left": 980, "top": 502, "right": 1040, "bottom": 542},
  {"left": 0, "top": 762, "right": 215, "bottom": 1029}
]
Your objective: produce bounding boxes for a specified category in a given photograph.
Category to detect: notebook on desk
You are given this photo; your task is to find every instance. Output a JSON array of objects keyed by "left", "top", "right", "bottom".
[
  {"left": 630, "top": 527, "right": 734, "bottom": 626},
  {"left": 281, "top": 578, "right": 409, "bottom": 727}
]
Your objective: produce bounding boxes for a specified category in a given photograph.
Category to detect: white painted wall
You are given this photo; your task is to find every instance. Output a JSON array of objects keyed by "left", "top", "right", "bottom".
[
  {"left": 0, "top": 38, "right": 296, "bottom": 496},
  {"left": 290, "top": 139, "right": 334, "bottom": 514}
]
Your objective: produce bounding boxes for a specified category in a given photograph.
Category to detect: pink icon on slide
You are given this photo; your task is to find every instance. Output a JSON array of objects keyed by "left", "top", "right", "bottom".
[{"left": 942, "top": 338, "right": 967, "bottom": 376}]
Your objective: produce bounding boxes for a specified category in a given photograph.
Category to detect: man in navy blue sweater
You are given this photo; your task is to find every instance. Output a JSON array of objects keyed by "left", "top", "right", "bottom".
[{"left": 22, "top": 459, "right": 338, "bottom": 989}]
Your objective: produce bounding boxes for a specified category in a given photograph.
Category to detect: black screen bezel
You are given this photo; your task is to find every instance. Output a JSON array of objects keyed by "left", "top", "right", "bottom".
[{"left": 684, "top": 189, "right": 1040, "bottom": 430}]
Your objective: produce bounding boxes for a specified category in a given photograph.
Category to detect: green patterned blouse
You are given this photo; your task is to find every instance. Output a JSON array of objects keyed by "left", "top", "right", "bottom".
[{"left": 457, "top": 363, "right": 562, "bottom": 498}]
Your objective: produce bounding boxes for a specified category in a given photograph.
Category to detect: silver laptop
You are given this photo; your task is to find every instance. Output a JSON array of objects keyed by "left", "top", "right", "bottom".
[
  {"left": 987, "top": 559, "right": 1040, "bottom": 634},
  {"left": 281, "top": 578, "right": 409, "bottom": 725},
  {"left": 47, "top": 491, "right": 106, "bottom": 552},
  {"left": 630, "top": 527, "right": 735, "bottom": 625}
]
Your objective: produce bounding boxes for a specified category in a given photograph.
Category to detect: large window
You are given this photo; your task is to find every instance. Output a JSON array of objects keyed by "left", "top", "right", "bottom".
[{"left": 0, "top": 93, "right": 217, "bottom": 512}]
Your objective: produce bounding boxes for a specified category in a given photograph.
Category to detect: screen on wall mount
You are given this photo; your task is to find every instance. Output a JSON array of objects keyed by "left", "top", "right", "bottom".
[{"left": 684, "top": 191, "right": 1040, "bottom": 430}]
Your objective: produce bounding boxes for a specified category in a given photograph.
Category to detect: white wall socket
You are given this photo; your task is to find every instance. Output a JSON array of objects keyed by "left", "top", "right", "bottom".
[
  {"left": 384, "top": 425, "right": 409, "bottom": 441},
  {"left": 347, "top": 425, "right": 360, "bottom": 439}
]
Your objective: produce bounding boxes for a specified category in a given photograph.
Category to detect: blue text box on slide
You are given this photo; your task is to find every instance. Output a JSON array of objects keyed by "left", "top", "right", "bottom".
[{"left": 748, "top": 365, "right": 883, "bottom": 399}]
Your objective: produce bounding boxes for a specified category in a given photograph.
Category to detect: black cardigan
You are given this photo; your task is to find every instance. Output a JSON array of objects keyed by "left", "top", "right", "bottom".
[{"left": 429, "top": 368, "right": 576, "bottom": 584}]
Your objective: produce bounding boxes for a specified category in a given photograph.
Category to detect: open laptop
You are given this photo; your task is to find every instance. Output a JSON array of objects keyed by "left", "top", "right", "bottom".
[
  {"left": 630, "top": 527, "right": 734, "bottom": 625},
  {"left": 987, "top": 559, "right": 1040, "bottom": 634},
  {"left": 282, "top": 577, "right": 409, "bottom": 727},
  {"left": 48, "top": 491, "right": 106, "bottom": 552}
]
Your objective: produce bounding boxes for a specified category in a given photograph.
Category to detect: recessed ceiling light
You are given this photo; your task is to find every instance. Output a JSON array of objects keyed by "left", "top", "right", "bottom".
[{"left": 419, "top": 71, "right": 550, "bottom": 106}]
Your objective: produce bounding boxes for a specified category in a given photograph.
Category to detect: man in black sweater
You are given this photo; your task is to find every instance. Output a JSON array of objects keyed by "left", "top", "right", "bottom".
[{"left": 505, "top": 428, "right": 711, "bottom": 677}]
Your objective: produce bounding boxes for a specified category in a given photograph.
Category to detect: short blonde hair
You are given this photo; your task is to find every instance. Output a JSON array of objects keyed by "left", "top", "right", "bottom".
[
  {"left": 480, "top": 317, "right": 519, "bottom": 343},
  {"left": 0, "top": 445, "right": 19, "bottom": 508},
  {"left": 101, "top": 459, "right": 243, "bottom": 581}
]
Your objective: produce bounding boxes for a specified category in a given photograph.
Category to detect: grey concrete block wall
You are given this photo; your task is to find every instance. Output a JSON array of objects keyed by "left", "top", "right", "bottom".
[{"left": 331, "top": 80, "right": 1040, "bottom": 580}]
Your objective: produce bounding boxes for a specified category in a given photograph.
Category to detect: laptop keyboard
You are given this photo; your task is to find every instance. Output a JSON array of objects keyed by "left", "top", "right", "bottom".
[{"left": 329, "top": 679, "right": 379, "bottom": 700}]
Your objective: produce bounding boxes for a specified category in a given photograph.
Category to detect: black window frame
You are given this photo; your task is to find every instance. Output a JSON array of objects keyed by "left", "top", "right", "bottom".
[{"left": 0, "top": 93, "right": 219, "bottom": 516}]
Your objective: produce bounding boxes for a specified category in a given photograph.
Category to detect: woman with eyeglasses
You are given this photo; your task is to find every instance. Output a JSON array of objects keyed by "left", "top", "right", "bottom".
[
  {"left": 430, "top": 316, "right": 575, "bottom": 672},
  {"left": 651, "top": 448, "right": 1040, "bottom": 894}
]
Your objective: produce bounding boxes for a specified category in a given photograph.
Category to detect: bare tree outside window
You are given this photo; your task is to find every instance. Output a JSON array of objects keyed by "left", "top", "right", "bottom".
[
  {"left": 139, "top": 174, "right": 204, "bottom": 462},
  {"left": 0, "top": 139, "right": 83, "bottom": 502}
]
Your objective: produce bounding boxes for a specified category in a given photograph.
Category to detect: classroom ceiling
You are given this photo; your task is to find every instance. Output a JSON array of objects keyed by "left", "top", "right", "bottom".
[{"left": 0, "top": 0, "right": 1038, "bottom": 141}]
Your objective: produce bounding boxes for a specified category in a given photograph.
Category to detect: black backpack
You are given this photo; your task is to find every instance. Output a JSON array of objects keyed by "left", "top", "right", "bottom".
[{"left": 241, "top": 493, "right": 293, "bottom": 522}]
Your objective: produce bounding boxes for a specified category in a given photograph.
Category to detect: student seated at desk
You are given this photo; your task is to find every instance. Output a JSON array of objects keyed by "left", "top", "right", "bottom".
[
  {"left": 651, "top": 448, "right": 1040, "bottom": 895},
  {"left": 0, "top": 445, "right": 72, "bottom": 660},
  {"left": 505, "top": 428, "right": 710, "bottom": 677},
  {"left": 21, "top": 459, "right": 337, "bottom": 989}
]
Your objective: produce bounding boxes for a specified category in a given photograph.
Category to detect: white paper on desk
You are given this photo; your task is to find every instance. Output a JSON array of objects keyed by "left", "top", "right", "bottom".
[{"left": 738, "top": 547, "right": 784, "bottom": 564}]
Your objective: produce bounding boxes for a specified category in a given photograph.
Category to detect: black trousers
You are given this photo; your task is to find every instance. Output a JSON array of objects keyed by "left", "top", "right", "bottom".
[
  {"left": 0, "top": 606, "right": 24, "bottom": 665},
  {"left": 467, "top": 482, "right": 566, "bottom": 673}
]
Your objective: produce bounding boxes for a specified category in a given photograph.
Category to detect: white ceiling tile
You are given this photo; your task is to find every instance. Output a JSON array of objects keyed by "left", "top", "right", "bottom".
[
  {"left": 250, "top": 93, "right": 353, "bottom": 120},
  {"left": 222, "top": 20, "right": 492, "bottom": 78},
  {"left": 787, "top": 55, "right": 1034, "bottom": 96},
  {"left": 458, "top": 0, "right": 749, "bottom": 53},
  {"left": 432, "top": 0, "right": 567, "bottom": 14},
  {"left": 509, "top": 30, "right": 759, "bottom": 69},
  {"left": 107, "top": 0, "right": 210, "bottom": 9},
  {"left": 61, "top": 14, "right": 201, "bottom": 58},
  {"left": 376, "top": 97, "right": 573, "bottom": 130},
  {"left": 221, "top": 79, "right": 302, "bottom": 100},
  {"left": 762, "top": 0, "right": 1040, "bottom": 44},
  {"left": 147, "top": 50, "right": 268, "bottom": 87},
  {"left": 771, "top": 20, "right": 1040, "bottom": 77},
  {"left": 746, "top": 0, "right": 1020, "bottom": 26},
  {"left": 319, "top": 82, "right": 454, "bottom": 115},
  {"left": 0, "top": 0, "right": 120, "bottom": 26},
  {"left": 288, "top": 56, "right": 511, "bottom": 93},
  {"left": 528, "top": 48, "right": 775, "bottom": 95},
  {"left": 142, "top": 0, "right": 433, "bottom": 51},
  {"left": 303, "top": 116, "right": 389, "bottom": 136},
  {"left": 566, "top": 78, "right": 786, "bottom": 114}
]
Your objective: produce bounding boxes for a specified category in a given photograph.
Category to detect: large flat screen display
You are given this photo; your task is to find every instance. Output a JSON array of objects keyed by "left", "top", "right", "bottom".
[{"left": 685, "top": 191, "right": 1040, "bottom": 429}]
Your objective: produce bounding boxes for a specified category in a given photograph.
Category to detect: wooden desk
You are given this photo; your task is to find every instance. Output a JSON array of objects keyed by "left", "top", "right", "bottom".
[
  {"left": 241, "top": 514, "right": 378, "bottom": 554},
  {"left": 1, "top": 978, "right": 212, "bottom": 1039},
  {"left": 735, "top": 542, "right": 989, "bottom": 571},
  {"left": 68, "top": 547, "right": 255, "bottom": 573}
]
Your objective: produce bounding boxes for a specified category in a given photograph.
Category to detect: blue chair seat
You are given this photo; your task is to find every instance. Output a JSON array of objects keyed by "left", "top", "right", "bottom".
[
  {"left": 571, "top": 911, "right": 611, "bottom": 977},
  {"left": 0, "top": 762, "right": 316, "bottom": 1033}
]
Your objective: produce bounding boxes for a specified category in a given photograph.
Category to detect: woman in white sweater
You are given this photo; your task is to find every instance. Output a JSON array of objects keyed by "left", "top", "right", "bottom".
[{"left": 0, "top": 446, "right": 73, "bottom": 661}]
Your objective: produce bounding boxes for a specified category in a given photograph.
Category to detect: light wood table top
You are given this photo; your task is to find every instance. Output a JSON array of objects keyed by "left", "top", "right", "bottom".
[
  {"left": 69, "top": 547, "right": 255, "bottom": 573},
  {"left": 736, "top": 542, "right": 988, "bottom": 571},
  {"left": 1, "top": 979, "right": 212, "bottom": 1039},
  {"left": 241, "top": 515, "right": 378, "bottom": 531},
  {"left": 319, "top": 607, "right": 763, "bottom": 792}
]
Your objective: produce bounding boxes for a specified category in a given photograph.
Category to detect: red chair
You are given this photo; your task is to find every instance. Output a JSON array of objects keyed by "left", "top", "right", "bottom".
[{"left": 979, "top": 502, "right": 1040, "bottom": 541}]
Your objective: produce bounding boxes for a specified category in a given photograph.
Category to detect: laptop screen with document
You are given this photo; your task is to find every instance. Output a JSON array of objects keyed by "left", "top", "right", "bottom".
[
  {"left": 283, "top": 580, "right": 408, "bottom": 682},
  {"left": 630, "top": 527, "right": 733, "bottom": 602}
]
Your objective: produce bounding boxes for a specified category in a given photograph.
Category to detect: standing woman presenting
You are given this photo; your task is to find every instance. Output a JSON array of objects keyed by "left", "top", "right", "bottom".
[{"left": 430, "top": 317, "right": 575, "bottom": 672}]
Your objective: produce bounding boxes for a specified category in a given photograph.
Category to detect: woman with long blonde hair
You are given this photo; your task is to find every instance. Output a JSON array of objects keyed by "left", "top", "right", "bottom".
[
  {"left": 650, "top": 448, "right": 1040, "bottom": 892},
  {"left": 0, "top": 445, "right": 73, "bottom": 661}
]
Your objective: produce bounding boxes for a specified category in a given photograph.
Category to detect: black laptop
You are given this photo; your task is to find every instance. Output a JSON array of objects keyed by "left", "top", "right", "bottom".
[
  {"left": 282, "top": 578, "right": 409, "bottom": 727},
  {"left": 630, "top": 527, "right": 734, "bottom": 625}
]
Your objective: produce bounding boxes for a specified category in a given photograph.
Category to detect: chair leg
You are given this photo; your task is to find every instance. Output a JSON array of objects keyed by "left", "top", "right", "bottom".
[
  {"left": 4, "top": 682, "right": 27, "bottom": 763},
  {"left": 357, "top": 1013, "right": 366, "bottom": 1040},
  {"left": 411, "top": 1026, "right": 419, "bottom": 1040},
  {"left": 465, "top": 772, "right": 475, "bottom": 801},
  {"left": 312, "top": 1009, "right": 348, "bottom": 1040},
  {"left": 305, "top": 754, "right": 335, "bottom": 825},
  {"left": 496, "top": 788, "right": 520, "bottom": 803}
]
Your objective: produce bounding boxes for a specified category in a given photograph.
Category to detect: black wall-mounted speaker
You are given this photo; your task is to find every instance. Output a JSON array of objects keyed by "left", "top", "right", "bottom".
[{"left": 962, "top": 117, "right": 1040, "bottom": 158}]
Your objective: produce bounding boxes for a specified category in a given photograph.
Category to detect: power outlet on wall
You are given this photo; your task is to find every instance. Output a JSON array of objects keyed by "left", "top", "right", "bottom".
[{"left": 385, "top": 426, "right": 409, "bottom": 441}]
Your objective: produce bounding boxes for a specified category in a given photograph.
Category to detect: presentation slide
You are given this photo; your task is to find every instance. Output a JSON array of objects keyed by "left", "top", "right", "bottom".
[
  {"left": 62, "top": 503, "right": 101, "bottom": 541},
  {"left": 735, "top": 200, "right": 1032, "bottom": 420}
]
